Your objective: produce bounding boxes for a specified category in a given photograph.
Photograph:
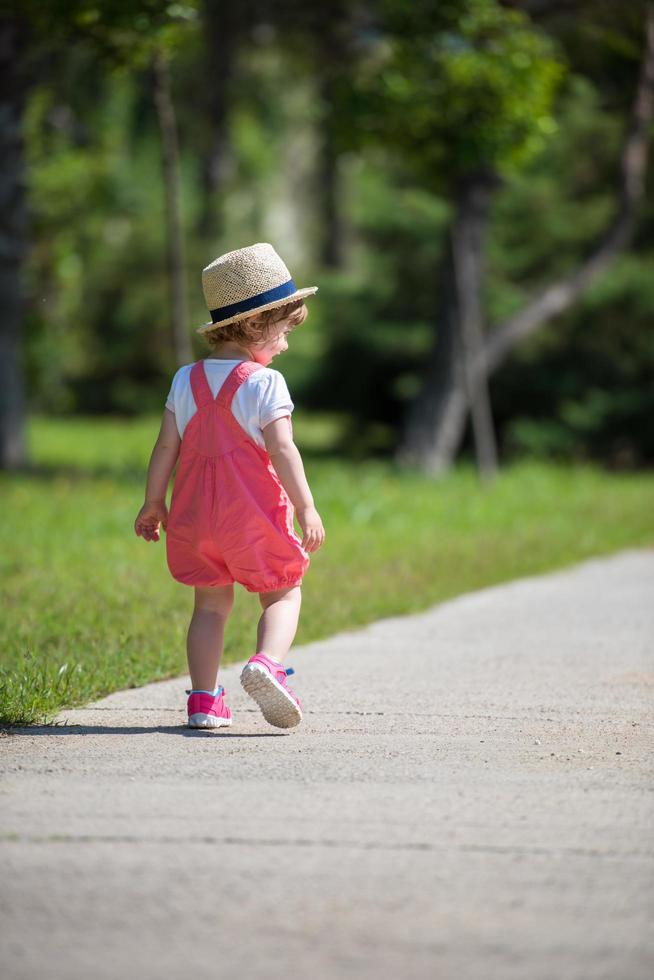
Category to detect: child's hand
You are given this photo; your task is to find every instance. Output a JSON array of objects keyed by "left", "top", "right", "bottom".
[
  {"left": 297, "top": 505, "right": 325, "bottom": 553},
  {"left": 134, "top": 500, "right": 168, "bottom": 542}
]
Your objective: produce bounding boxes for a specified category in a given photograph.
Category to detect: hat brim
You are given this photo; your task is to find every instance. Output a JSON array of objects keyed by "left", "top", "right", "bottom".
[{"left": 196, "top": 286, "right": 318, "bottom": 334}]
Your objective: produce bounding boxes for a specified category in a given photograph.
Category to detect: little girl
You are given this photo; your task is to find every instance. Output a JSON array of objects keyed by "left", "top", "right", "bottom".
[{"left": 134, "top": 243, "right": 325, "bottom": 732}]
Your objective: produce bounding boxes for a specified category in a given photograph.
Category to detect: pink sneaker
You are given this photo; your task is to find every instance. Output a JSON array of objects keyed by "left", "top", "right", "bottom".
[
  {"left": 240, "top": 653, "right": 303, "bottom": 729},
  {"left": 186, "top": 686, "right": 232, "bottom": 731}
]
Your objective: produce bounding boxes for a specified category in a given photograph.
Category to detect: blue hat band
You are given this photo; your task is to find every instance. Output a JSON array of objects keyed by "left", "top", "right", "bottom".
[{"left": 210, "top": 278, "right": 298, "bottom": 325}]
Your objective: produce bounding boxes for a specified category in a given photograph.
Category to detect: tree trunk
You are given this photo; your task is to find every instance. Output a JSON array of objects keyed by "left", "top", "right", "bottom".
[
  {"left": 313, "top": 9, "right": 350, "bottom": 268},
  {"left": 0, "top": 16, "right": 28, "bottom": 470},
  {"left": 396, "top": 172, "right": 500, "bottom": 477},
  {"left": 198, "top": 0, "right": 238, "bottom": 237},
  {"left": 316, "top": 68, "right": 344, "bottom": 268},
  {"left": 152, "top": 48, "right": 192, "bottom": 367},
  {"left": 395, "top": 237, "right": 469, "bottom": 475},
  {"left": 451, "top": 172, "right": 499, "bottom": 481}
]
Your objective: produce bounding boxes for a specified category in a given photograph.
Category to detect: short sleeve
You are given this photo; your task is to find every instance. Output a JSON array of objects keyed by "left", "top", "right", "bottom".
[
  {"left": 165, "top": 367, "right": 184, "bottom": 413},
  {"left": 257, "top": 369, "right": 294, "bottom": 429}
]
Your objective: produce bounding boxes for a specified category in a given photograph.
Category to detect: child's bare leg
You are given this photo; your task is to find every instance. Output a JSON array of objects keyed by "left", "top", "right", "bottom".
[
  {"left": 187, "top": 584, "right": 234, "bottom": 691},
  {"left": 255, "top": 585, "right": 302, "bottom": 663}
]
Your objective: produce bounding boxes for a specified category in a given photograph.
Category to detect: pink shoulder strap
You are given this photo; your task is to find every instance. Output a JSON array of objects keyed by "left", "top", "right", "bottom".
[
  {"left": 189, "top": 361, "right": 214, "bottom": 409},
  {"left": 216, "top": 361, "right": 264, "bottom": 410}
]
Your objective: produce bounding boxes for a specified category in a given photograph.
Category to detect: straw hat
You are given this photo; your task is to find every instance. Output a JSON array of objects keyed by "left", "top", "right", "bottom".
[{"left": 197, "top": 242, "right": 318, "bottom": 333}]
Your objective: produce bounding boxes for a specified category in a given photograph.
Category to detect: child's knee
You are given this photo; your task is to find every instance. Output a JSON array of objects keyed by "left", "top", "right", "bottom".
[
  {"left": 194, "top": 584, "right": 234, "bottom": 616},
  {"left": 259, "top": 584, "right": 301, "bottom": 610}
]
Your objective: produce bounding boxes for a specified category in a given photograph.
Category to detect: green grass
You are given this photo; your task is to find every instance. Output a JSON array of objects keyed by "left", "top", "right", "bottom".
[{"left": 1, "top": 413, "right": 652, "bottom": 726}]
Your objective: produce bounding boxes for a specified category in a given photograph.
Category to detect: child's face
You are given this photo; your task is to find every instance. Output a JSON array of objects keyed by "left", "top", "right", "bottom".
[{"left": 250, "top": 321, "right": 292, "bottom": 366}]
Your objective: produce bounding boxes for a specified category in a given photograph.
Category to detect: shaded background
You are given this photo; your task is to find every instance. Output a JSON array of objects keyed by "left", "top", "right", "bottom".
[{"left": 1, "top": 0, "right": 653, "bottom": 476}]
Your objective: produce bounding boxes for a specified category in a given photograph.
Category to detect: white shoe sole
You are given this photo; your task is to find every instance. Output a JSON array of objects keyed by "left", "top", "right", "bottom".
[
  {"left": 188, "top": 712, "right": 232, "bottom": 731},
  {"left": 240, "top": 664, "right": 302, "bottom": 729}
]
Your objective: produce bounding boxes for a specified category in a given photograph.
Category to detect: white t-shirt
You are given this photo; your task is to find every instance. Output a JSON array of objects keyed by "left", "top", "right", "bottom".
[{"left": 165, "top": 358, "right": 294, "bottom": 448}]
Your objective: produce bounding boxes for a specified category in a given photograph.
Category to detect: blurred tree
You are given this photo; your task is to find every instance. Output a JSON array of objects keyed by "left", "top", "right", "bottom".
[
  {"left": 9, "top": 0, "right": 654, "bottom": 470},
  {"left": 482, "top": 3, "right": 654, "bottom": 375},
  {"left": 152, "top": 43, "right": 192, "bottom": 365},
  {"left": 361, "top": 0, "right": 565, "bottom": 477},
  {"left": 362, "top": 0, "right": 653, "bottom": 477},
  {"left": 304, "top": 1, "right": 365, "bottom": 268},
  {"left": 0, "top": 12, "right": 29, "bottom": 469},
  {"left": 198, "top": 0, "right": 244, "bottom": 236},
  {"left": 256, "top": 0, "right": 368, "bottom": 268},
  {"left": 0, "top": 0, "right": 195, "bottom": 467}
]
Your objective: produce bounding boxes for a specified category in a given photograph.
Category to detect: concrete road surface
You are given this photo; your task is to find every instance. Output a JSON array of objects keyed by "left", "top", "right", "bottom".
[{"left": 1, "top": 549, "right": 653, "bottom": 980}]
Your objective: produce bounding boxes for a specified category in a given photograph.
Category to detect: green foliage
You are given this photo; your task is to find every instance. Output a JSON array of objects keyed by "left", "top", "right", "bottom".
[
  {"left": 361, "top": 0, "right": 565, "bottom": 187},
  {"left": 15, "top": 0, "right": 654, "bottom": 465},
  {"left": 24, "top": 69, "right": 173, "bottom": 412},
  {"left": 22, "top": 28, "right": 323, "bottom": 415},
  {"left": 485, "top": 74, "right": 654, "bottom": 467},
  {"left": 20, "top": 1, "right": 203, "bottom": 414},
  {"left": 292, "top": 161, "right": 448, "bottom": 448},
  {"left": 296, "top": 60, "right": 654, "bottom": 465},
  {"left": 19, "top": 1, "right": 199, "bottom": 67},
  {"left": 1, "top": 415, "right": 653, "bottom": 725}
]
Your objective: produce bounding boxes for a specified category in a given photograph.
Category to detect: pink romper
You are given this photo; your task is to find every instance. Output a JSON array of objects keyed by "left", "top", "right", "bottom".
[{"left": 166, "top": 360, "right": 309, "bottom": 593}]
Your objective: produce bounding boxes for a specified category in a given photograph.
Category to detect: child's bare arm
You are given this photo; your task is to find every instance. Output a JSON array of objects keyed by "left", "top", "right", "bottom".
[
  {"left": 134, "top": 409, "right": 181, "bottom": 542},
  {"left": 263, "top": 417, "right": 325, "bottom": 553}
]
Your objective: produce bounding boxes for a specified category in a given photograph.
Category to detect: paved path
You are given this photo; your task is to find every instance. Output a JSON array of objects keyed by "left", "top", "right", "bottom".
[{"left": 1, "top": 549, "right": 653, "bottom": 980}]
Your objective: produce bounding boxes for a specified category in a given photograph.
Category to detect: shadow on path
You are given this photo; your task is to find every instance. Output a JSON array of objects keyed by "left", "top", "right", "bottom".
[{"left": 1, "top": 725, "right": 287, "bottom": 738}]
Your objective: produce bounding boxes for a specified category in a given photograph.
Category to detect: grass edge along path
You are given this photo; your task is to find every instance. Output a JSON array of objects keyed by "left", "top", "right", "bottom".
[{"left": 1, "top": 415, "right": 653, "bottom": 726}]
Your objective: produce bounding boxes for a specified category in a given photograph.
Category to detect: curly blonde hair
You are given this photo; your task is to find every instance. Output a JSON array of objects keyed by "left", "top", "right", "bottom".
[{"left": 202, "top": 299, "right": 309, "bottom": 353}]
